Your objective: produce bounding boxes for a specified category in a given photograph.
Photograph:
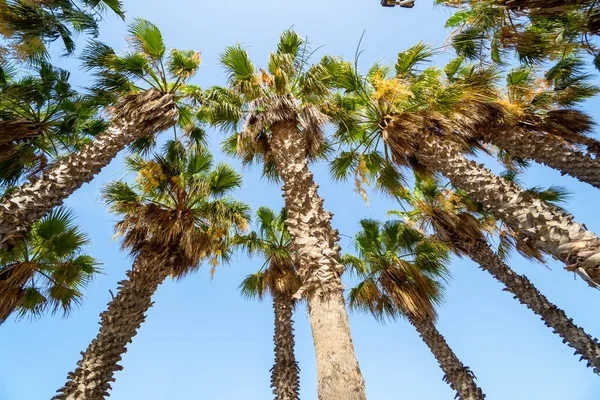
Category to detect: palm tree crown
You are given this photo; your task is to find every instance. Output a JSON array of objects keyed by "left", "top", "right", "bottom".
[
  {"left": 203, "top": 29, "right": 337, "bottom": 176},
  {"left": 0, "top": 0, "right": 124, "bottom": 60},
  {"left": 436, "top": 0, "right": 600, "bottom": 71},
  {"left": 82, "top": 18, "right": 204, "bottom": 152},
  {"left": 0, "top": 207, "right": 98, "bottom": 323},
  {"left": 237, "top": 207, "right": 300, "bottom": 300},
  {"left": 343, "top": 219, "right": 450, "bottom": 321},
  {"left": 104, "top": 140, "right": 251, "bottom": 275}
]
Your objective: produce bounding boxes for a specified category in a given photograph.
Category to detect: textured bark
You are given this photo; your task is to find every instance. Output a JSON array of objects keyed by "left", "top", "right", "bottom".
[
  {"left": 53, "top": 247, "right": 171, "bottom": 400},
  {"left": 0, "top": 90, "right": 177, "bottom": 250},
  {"left": 408, "top": 315, "right": 485, "bottom": 400},
  {"left": 271, "top": 294, "right": 300, "bottom": 400},
  {"left": 465, "top": 239, "right": 600, "bottom": 373},
  {"left": 418, "top": 133, "right": 600, "bottom": 288},
  {"left": 479, "top": 129, "right": 600, "bottom": 189},
  {"left": 270, "top": 120, "right": 367, "bottom": 400}
]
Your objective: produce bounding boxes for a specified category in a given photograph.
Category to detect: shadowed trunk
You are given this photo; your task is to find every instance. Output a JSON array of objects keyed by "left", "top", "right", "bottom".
[
  {"left": 53, "top": 247, "right": 171, "bottom": 400},
  {"left": 466, "top": 239, "right": 600, "bottom": 374},
  {"left": 0, "top": 90, "right": 177, "bottom": 250},
  {"left": 416, "top": 132, "right": 600, "bottom": 288},
  {"left": 270, "top": 120, "right": 367, "bottom": 400},
  {"left": 0, "top": 262, "right": 34, "bottom": 324},
  {"left": 478, "top": 129, "right": 600, "bottom": 189},
  {"left": 407, "top": 314, "right": 485, "bottom": 400},
  {"left": 0, "top": 120, "right": 45, "bottom": 163},
  {"left": 271, "top": 293, "right": 300, "bottom": 400}
]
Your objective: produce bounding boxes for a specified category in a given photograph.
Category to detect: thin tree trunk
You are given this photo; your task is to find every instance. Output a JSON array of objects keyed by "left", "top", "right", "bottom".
[
  {"left": 478, "top": 129, "right": 600, "bottom": 189},
  {"left": 271, "top": 293, "right": 300, "bottom": 400},
  {"left": 417, "top": 133, "right": 600, "bottom": 288},
  {"left": 407, "top": 314, "right": 485, "bottom": 400},
  {"left": 53, "top": 247, "right": 170, "bottom": 400},
  {"left": 0, "top": 90, "right": 177, "bottom": 250},
  {"left": 270, "top": 120, "right": 367, "bottom": 400},
  {"left": 465, "top": 239, "right": 600, "bottom": 373}
]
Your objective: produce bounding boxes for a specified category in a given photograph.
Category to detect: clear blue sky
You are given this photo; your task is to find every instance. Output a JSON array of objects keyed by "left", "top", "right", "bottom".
[{"left": 1, "top": 1, "right": 599, "bottom": 399}]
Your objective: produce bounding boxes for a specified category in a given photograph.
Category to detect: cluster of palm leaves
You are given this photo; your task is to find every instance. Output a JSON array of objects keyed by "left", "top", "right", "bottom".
[
  {"left": 1, "top": 2, "right": 599, "bottom": 399},
  {"left": 435, "top": 0, "right": 600, "bottom": 70}
]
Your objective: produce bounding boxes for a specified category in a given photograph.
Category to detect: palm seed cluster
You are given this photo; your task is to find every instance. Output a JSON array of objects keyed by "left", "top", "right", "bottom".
[{"left": 1, "top": 1, "right": 600, "bottom": 399}]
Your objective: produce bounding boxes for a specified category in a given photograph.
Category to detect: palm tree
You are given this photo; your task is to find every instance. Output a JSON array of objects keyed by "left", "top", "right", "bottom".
[
  {"left": 342, "top": 219, "right": 485, "bottom": 400},
  {"left": 0, "top": 207, "right": 98, "bottom": 324},
  {"left": 331, "top": 47, "right": 600, "bottom": 288},
  {"left": 0, "top": 62, "right": 105, "bottom": 187},
  {"left": 235, "top": 207, "right": 301, "bottom": 400},
  {"left": 53, "top": 140, "right": 250, "bottom": 399},
  {"left": 390, "top": 176, "right": 600, "bottom": 373},
  {"left": 0, "top": 0, "right": 124, "bottom": 61},
  {"left": 469, "top": 62, "right": 600, "bottom": 189},
  {"left": 0, "top": 18, "right": 201, "bottom": 250},
  {"left": 436, "top": 0, "right": 600, "bottom": 71},
  {"left": 204, "top": 30, "right": 367, "bottom": 399}
]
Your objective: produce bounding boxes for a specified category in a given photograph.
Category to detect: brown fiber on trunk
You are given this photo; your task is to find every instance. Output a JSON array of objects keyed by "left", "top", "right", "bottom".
[
  {"left": 0, "top": 90, "right": 177, "bottom": 250},
  {"left": 271, "top": 294, "right": 300, "bottom": 400},
  {"left": 465, "top": 239, "right": 600, "bottom": 373},
  {"left": 270, "top": 120, "right": 367, "bottom": 400},
  {"left": 478, "top": 128, "right": 600, "bottom": 189},
  {"left": 53, "top": 247, "right": 171, "bottom": 400},
  {"left": 407, "top": 314, "right": 485, "bottom": 400},
  {"left": 417, "top": 133, "right": 600, "bottom": 288}
]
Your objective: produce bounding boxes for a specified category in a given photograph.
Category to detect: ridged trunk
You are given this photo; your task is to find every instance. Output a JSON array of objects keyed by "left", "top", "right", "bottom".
[
  {"left": 407, "top": 314, "right": 485, "bottom": 400},
  {"left": 270, "top": 120, "right": 367, "bottom": 400},
  {"left": 271, "top": 294, "right": 300, "bottom": 400},
  {"left": 465, "top": 239, "right": 600, "bottom": 373},
  {"left": 478, "top": 129, "right": 600, "bottom": 189},
  {"left": 0, "top": 90, "right": 177, "bottom": 250},
  {"left": 53, "top": 247, "right": 170, "bottom": 399},
  {"left": 417, "top": 133, "right": 600, "bottom": 288}
]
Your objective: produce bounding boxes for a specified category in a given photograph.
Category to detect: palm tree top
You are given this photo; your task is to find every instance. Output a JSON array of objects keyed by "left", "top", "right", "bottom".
[
  {"left": 330, "top": 44, "right": 597, "bottom": 185},
  {"left": 0, "top": 207, "right": 99, "bottom": 323},
  {"left": 202, "top": 29, "right": 338, "bottom": 178},
  {"left": 342, "top": 218, "right": 450, "bottom": 321},
  {"left": 81, "top": 18, "right": 202, "bottom": 99},
  {"left": 103, "top": 140, "right": 251, "bottom": 278},
  {"left": 0, "top": 0, "right": 124, "bottom": 60},
  {"left": 235, "top": 207, "right": 300, "bottom": 300}
]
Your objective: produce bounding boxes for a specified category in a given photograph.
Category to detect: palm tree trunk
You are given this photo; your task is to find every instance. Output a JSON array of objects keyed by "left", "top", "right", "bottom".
[
  {"left": 0, "top": 90, "right": 177, "bottom": 250},
  {"left": 270, "top": 120, "right": 367, "bottom": 400},
  {"left": 271, "top": 293, "right": 300, "bottom": 400},
  {"left": 478, "top": 129, "right": 600, "bottom": 189},
  {"left": 407, "top": 314, "right": 485, "bottom": 400},
  {"left": 416, "top": 133, "right": 600, "bottom": 288},
  {"left": 53, "top": 247, "right": 170, "bottom": 400},
  {"left": 465, "top": 238, "right": 600, "bottom": 373}
]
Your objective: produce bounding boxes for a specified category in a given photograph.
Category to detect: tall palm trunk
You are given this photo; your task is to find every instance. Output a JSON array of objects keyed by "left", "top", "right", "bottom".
[
  {"left": 407, "top": 314, "right": 485, "bottom": 400},
  {"left": 270, "top": 120, "right": 367, "bottom": 400},
  {"left": 53, "top": 247, "right": 171, "bottom": 400},
  {"left": 478, "top": 129, "right": 600, "bottom": 189},
  {"left": 416, "top": 132, "right": 600, "bottom": 288},
  {"left": 271, "top": 293, "right": 300, "bottom": 400},
  {"left": 464, "top": 239, "right": 600, "bottom": 373},
  {"left": 0, "top": 90, "right": 177, "bottom": 250}
]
